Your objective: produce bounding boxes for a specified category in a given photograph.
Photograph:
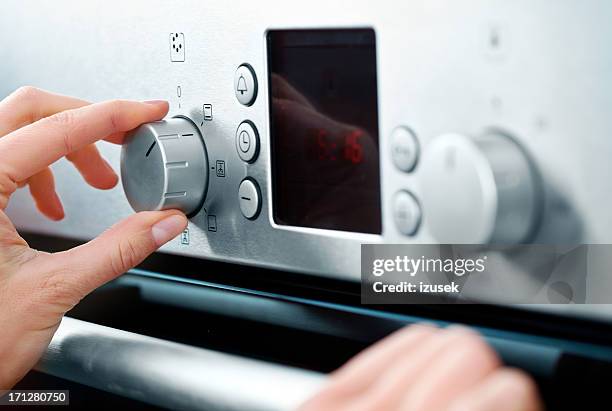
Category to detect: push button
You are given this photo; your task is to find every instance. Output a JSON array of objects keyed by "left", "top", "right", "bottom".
[
  {"left": 391, "top": 126, "right": 419, "bottom": 172},
  {"left": 239, "top": 130, "right": 251, "bottom": 152},
  {"left": 392, "top": 190, "right": 421, "bottom": 236},
  {"left": 234, "top": 64, "right": 257, "bottom": 106},
  {"left": 238, "top": 178, "right": 261, "bottom": 220},
  {"left": 235, "top": 121, "right": 259, "bottom": 163}
]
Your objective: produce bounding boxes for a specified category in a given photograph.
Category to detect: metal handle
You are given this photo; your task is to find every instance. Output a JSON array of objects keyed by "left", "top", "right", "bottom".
[{"left": 36, "top": 317, "right": 326, "bottom": 411}]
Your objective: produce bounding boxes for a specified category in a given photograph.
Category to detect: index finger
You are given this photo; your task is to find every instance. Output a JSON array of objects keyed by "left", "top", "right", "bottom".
[
  {"left": 0, "top": 99, "right": 168, "bottom": 184},
  {"left": 0, "top": 86, "right": 89, "bottom": 138}
]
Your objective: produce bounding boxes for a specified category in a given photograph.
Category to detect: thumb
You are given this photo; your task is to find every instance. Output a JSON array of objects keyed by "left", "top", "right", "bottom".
[{"left": 45, "top": 210, "right": 187, "bottom": 300}]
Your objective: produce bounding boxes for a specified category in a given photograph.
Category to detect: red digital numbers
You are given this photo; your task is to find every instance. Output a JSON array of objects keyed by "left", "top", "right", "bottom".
[
  {"left": 344, "top": 129, "right": 364, "bottom": 164},
  {"left": 314, "top": 128, "right": 364, "bottom": 164},
  {"left": 316, "top": 129, "right": 336, "bottom": 161}
]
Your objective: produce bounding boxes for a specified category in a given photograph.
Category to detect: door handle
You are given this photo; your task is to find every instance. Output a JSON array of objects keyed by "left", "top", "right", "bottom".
[{"left": 37, "top": 317, "right": 325, "bottom": 411}]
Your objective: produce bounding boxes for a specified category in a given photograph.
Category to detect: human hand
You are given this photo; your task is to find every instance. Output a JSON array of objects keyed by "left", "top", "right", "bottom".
[
  {"left": 0, "top": 87, "right": 188, "bottom": 389},
  {"left": 300, "top": 325, "right": 543, "bottom": 411}
]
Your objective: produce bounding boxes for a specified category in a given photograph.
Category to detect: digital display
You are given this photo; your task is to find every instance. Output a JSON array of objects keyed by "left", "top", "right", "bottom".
[{"left": 268, "top": 29, "right": 381, "bottom": 234}]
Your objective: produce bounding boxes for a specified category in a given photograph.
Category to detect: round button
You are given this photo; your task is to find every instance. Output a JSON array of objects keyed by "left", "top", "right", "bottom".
[
  {"left": 238, "top": 130, "right": 251, "bottom": 153},
  {"left": 234, "top": 64, "right": 257, "bottom": 106},
  {"left": 392, "top": 190, "right": 422, "bottom": 236},
  {"left": 235, "top": 121, "right": 259, "bottom": 163},
  {"left": 391, "top": 126, "right": 419, "bottom": 172},
  {"left": 120, "top": 117, "right": 209, "bottom": 216},
  {"left": 238, "top": 179, "right": 261, "bottom": 220}
]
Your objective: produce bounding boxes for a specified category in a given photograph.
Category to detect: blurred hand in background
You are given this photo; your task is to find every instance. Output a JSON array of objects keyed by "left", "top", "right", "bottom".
[{"left": 300, "top": 324, "right": 542, "bottom": 411}]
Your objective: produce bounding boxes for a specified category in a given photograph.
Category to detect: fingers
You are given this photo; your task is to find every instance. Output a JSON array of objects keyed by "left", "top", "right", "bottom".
[
  {"left": 446, "top": 369, "right": 543, "bottom": 411},
  {"left": 300, "top": 325, "right": 437, "bottom": 411},
  {"left": 37, "top": 210, "right": 187, "bottom": 304},
  {"left": 12, "top": 210, "right": 187, "bottom": 316},
  {"left": 0, "top": 88, "right": 120, "bottom": 205},
  {"left": 0, "top": 87, "right": 88, "bottom": 138},
  {"left": 27, "top": 168, "right": 64, "bottom": 220},
  {"left": 397, "top": 327, "right": 500, "bottom": 411},
  {"left": 66, "top": 144, "right": 118, "bottom": 190},
  {"left": 331, "top": 325, "right": 437, "bottom": 390},
  {"left": 350, "top": 327, "right": 497, "bottom": 411},
  {"left": 18, "top": 146, "right": 117, "bottom": 221},
  {"left": 300, "top": 325, "right": 542, "bottom": 411},
  {"left": 103, "top": 100, "right": 169, "bottom": 145},
  {"left": 0, "top": 99, "right": 168, "bottom": 186}
]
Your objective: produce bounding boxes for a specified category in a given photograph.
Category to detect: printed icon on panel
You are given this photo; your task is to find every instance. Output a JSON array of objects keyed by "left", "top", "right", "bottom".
[
  {"left": 170, "top": 32, "right": 185, "bottom": 62},
  {"left": 180, "top": 228, "right": 190, "bottom": 245},
  {"left": 239, "top": 130, "right": 251, "bottom": 153},
  {"left": 207, "top": 215, "right": 217, "bottom": 232},
  {"left": 215, "top": 160, "right": 226, "bottom": 177},
  {"left": 237, "top": 75, "right": 247, "bottom": 95},
  {"left": 203, "top": 104, "right": 213, "bottom": 121}
]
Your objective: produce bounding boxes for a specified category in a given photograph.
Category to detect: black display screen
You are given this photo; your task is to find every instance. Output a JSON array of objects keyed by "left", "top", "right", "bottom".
[{"left": 267, "top": 29, "right": 381, "bottom": 234}]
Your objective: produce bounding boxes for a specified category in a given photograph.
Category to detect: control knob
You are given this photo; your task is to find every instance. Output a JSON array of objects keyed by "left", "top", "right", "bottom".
[
  {"left": 419, "top": 131, "right": 541, "bottom": 243},
  {"left": 120, "top": 117, "right": 208, "bottom": 216}
]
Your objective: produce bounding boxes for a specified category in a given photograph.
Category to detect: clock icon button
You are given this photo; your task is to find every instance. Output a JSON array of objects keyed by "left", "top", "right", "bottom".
[{"left": 235, "top": 121, "right": 259, "bottom": 163}]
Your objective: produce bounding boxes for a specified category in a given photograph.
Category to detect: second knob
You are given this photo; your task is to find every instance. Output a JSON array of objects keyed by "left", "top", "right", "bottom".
[{"left": 419, "top": 131, "right": 541, "bottom": 244}]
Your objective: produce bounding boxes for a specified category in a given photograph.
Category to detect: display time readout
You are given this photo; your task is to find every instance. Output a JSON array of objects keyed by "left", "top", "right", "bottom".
[{"left": 310, "top": 128, "right": 365, "bottom": 164}]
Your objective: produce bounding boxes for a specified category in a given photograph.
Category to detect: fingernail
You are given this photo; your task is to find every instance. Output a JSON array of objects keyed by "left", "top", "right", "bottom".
[
  {"left": 142, "top": 100, "right": 167, "bottom": 105},
  {"left": 152, "top": 214, "right": 187, "bottom": 246}
]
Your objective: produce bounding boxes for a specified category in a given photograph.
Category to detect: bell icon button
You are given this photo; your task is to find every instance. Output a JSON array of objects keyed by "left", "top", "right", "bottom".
[
  {"left": 234, "top": 64, "right": 257, "bottom": 106},
  {"left": 237, "top": 75, "right": 247, "bottom": 95}
]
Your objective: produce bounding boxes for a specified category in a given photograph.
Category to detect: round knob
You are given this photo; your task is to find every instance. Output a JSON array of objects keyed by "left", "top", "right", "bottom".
[
  {"left": 419, "top": 131, "right": 540, "bottom": 244},
  {"left": 120, "top": 117, "right": 209, "bottom": 216}
]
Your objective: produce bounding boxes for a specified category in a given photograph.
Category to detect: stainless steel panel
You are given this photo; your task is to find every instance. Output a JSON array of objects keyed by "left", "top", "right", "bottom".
[{"left": 1, "top": 1, "right": 611, "bottom": 311}]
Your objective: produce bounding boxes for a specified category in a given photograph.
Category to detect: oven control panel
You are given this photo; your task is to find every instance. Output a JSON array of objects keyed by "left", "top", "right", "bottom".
[{"left": 2, "top": 0, "right": 611, "bottom": 286}]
